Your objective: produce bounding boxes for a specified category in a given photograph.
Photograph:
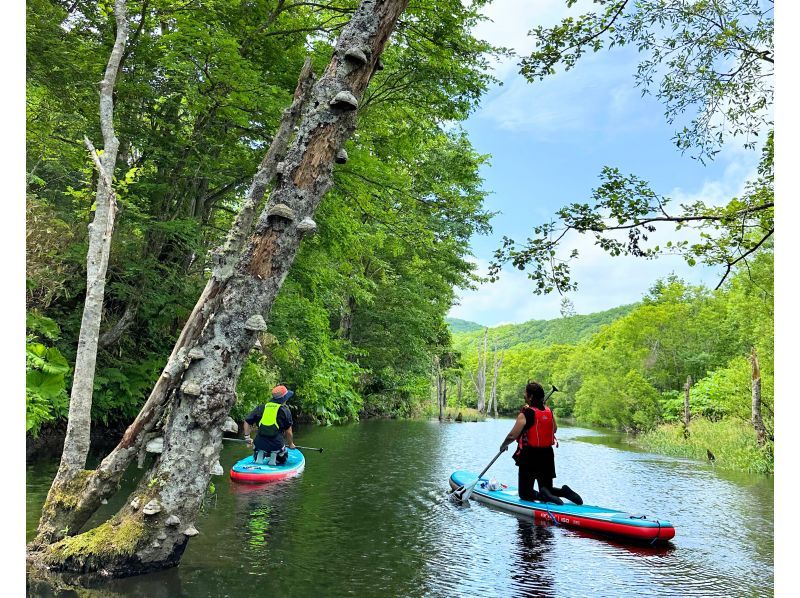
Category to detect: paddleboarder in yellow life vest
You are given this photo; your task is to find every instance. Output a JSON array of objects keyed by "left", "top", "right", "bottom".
[
  {"left": 243, "top": 385, "right": 296, "bottom": 465},
  {"left": 499, "top": 381, "right": 583, "bottom": 506}
]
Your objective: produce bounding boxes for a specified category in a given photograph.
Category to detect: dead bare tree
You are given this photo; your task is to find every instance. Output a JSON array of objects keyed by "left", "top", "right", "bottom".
[
  {"left": 488, "top": 349, "right": 504, "bottom": 417},
  {"left": 750, "top": 348, "right": 768, "bottom": 447},
  {"left": 28, "top": 0, "right": 410, "bottom": 578},
  {"left": 683, "top": 375, "right": 692, "bottom": 428},
  {"left": 469, "top": 328, "right": 488, "bottom": 413}
]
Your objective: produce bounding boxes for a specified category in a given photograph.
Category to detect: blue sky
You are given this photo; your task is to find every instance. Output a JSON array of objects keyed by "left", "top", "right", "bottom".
[{"left": 448, "top": 0, "right": 764, "bottom": 327}]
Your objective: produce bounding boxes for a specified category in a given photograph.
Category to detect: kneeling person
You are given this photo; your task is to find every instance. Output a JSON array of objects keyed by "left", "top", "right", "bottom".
[{"left": 243, "top": 385, "right": 296, "bottom": 465}]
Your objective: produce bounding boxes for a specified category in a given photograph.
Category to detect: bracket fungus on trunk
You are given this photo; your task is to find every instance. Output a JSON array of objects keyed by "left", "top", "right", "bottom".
[
  {"left": 143, "top": 499, "right": 162, "bottom": 516},
  {"left": 297, "top": 217, "right": 318, "bottom": 235},
  {"left": 222, "top": 417, "right": 238, "bottom": 434},
  {"left": 330, "top": 90, "right": 358, "bottom": 111},
  {"left": 244, "top": 314, "right": 267, "bottom": 331},
  {"left": 344, "top": 47, "right": 368, "bottom": 65},
  {"left": 145, "top": 437, "right": 164, "bottom": 454},
  {"left": 181, "top": 381, "right": 202, "bottom": 396},
  {"left": 188, "top": 347, "right": 205, "bottom": 360},
  {"left": 183, "top": 525, "right": 199, "bottom": 537},
  {"left": 266, "top": 203, "right": 296, "bottom": 231},
  {"left": 335, "top": 148, "right": 348, "bottom": 164}
]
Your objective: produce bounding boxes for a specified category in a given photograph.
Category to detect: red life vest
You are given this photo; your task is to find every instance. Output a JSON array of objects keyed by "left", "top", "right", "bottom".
[{"left": 518, "top": 405, "right": 555, "bottom": 449}]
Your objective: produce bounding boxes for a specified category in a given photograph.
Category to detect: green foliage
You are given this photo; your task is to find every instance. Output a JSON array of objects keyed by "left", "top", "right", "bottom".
[
  {"left": 26, "top": 313, "right": 70, "bottom": 435},
  {"left": 638, "top": 419, "right": 773, "bottom": 475},
  {"left": 445, "top": 318, "right": 483, "bottom": 334},
  {"left": 27, "top": 0, "right": 499, "bottom": 430},
  {"left": 492, "top": 1, "right": 773, "bottom": 295},
  {"left": 574, "top": 370, "right": 660, "bottom": 432}
]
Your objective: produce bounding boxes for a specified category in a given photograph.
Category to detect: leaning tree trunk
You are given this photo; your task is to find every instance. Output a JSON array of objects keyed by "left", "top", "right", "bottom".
[
  {"left": 30, "top": 54, "right": 316, "bottom": 552},
  {"left": 750, "top": 347, "right": 767, "bottom": 447},
  {"left": 36, "top": 0, "right": 128, "bottom": 544},
  {"left": 29, "top": 0, "right": 410, "bottom": 577}
]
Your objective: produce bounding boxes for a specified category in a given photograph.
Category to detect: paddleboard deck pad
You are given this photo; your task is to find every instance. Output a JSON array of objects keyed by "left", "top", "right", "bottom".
[
  {"left": 231, "top": 448, "right": 305, "bottom": 483},
  {"left": 449, "top": 470, "right": 675, "bottom": 543}
]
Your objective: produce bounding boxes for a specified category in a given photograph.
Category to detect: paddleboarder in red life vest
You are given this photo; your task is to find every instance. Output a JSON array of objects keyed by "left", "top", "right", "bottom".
[
  {"left": 499, "top": 381, "right": 583, "bottom": 506},
  {"left": 242, "top": 385, "right": 296, "bottom": 465}
]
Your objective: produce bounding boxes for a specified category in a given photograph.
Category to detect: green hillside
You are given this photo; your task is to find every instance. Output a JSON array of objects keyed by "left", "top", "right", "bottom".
[
  {"left": 445, "top": 317, "right": 484, "bottom": 334},
  {"left": 451, "top": 303, "right": 637, "bottom": 352}
]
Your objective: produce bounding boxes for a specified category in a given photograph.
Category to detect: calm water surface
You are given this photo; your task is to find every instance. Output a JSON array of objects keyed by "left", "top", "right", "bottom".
[{"left": 26, "top": 420, "right": 774, "bottom": 597}]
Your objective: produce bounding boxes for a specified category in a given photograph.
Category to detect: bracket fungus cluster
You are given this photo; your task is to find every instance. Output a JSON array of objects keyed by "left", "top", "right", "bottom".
[{"left": 181, "top": 381, "right": 202, "bottom": 396}]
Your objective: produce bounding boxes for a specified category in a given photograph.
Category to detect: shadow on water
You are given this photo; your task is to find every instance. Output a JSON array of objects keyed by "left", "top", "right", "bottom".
[{"left": 27, "top": 419, "right": 773, "bottom": 597}]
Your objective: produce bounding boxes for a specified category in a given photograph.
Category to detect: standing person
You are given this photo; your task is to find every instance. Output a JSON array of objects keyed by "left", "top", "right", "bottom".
[
  {"left": 500, "top": 381, "right": 583, "bottom": 505},
  {"left": 243, "top": 385, "right": 296, "bottom": 465}
]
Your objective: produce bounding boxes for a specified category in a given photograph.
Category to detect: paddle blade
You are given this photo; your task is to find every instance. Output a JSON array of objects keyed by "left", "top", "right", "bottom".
[{"left": 452, "top": 480, "right": 478, "bottom": 503}]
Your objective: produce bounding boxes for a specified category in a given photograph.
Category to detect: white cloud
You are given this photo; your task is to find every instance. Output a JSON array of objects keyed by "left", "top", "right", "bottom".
[
  {"left": 450, "top": 151, "right": 758, "bottom": 327},
  {"left": 471, "top": 0, "right": 567, "bottom": 80}
]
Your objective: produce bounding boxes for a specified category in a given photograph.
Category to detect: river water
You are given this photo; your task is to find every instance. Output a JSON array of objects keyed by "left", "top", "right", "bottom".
[{"left": 26, "top": 419, "right": 774, "bottom": 597}]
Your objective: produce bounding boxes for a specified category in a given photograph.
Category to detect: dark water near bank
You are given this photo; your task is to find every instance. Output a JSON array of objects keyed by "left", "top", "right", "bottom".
[{"left": 27, "top": 420, "right": 774, "bottom": 597}]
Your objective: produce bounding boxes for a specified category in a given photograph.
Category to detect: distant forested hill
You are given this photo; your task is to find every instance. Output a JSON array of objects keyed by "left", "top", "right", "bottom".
[
  {"left": 451, "top": 304, "right": 637, "bottom": 351},
  {"left": 445, "top": 317, "right": 484, "bottom": 334}
]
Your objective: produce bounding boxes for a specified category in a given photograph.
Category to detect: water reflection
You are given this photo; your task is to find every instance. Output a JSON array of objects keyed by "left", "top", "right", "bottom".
[
  {"left": 26, "top": 419, "right": 773, "bottom": 597},
  {"left": 512, "top": 519, "right": 556, "bottom": 596}
]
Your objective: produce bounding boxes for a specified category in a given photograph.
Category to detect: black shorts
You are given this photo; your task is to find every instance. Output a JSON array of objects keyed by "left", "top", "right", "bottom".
[{"left": 514, "top": 446, "right": 556, "bottom": 480}]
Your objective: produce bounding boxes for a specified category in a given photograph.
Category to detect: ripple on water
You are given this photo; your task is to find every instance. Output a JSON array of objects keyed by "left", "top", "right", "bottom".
[{"left": 26, "top": 419, "right": 773, "bottom": 597}]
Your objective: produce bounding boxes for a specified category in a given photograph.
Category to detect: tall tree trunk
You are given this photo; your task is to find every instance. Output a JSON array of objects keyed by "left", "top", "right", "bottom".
[
  {"left": 683, "top": 375, "right": 692, "bottom": 428},
  {"left": 441, "top": 381, "right": 448, "bottom": 420},
  {"left": 30, "top": 53, "right": 316, "bottom": 552},
  {"left": 470, "top": 328, "right": 488, "bottom": 413},
  {"left": 750, "top": 347, "right": 767, "bottom": 447},
  {"left": 433, "top": 356, "right": 443, "bottom": 422},
  {"left": 29, "top": 0, "right": 410, "bottom": 577},
  {"left": 339, "top": 294, "right": 356, "bottom": 340},
  {"left": 457, "top": 376, "right": 462, "bottom": 407},
  {"left": 489, "top": 350, "right": 503, "bottom": 418},
  {"left": 36, "top": 0, "right": 128, "bottom": 543}
]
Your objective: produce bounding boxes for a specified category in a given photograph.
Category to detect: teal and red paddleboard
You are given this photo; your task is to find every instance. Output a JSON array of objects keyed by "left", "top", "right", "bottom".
[
  {"left": 449, "top": 471, "right": 675, "bottom": 543},
  {"left": 230, "top": 448, "right": 305, "bottom": 483}
]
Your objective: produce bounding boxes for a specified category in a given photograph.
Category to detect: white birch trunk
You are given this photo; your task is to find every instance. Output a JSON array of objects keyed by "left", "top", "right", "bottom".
[{"left": 57, "top": 0, "right": 129, "bottom": 475}]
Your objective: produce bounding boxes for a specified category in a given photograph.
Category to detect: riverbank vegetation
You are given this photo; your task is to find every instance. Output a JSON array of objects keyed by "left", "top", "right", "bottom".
[{"left": 449, "top": 250, "right": 774, "bottom": 474}]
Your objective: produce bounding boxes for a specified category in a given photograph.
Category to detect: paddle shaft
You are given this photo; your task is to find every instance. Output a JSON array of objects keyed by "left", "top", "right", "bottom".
[{"left": 222, "top": 438, "right": 323, "bottom": 452}]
